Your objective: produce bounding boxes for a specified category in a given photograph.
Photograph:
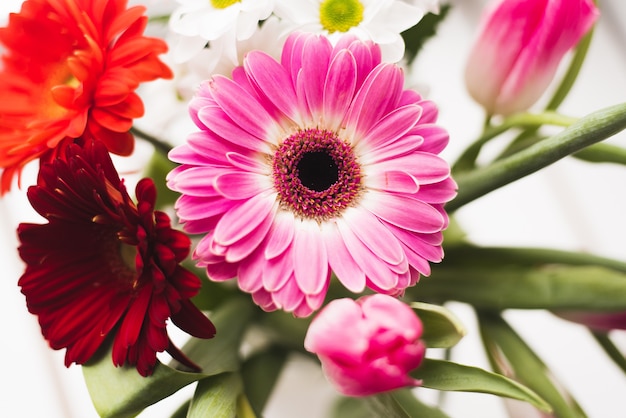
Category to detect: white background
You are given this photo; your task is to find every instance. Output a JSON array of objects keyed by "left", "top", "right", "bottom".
[{"left": 1, "top": 0, "right": 626, "bottom": 417}]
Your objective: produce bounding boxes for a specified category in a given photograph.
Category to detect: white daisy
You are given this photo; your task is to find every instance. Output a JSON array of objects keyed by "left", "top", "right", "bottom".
[
  {"left": 185, "top": 16, "right": 290, "bottom": 82},
  {"left": 168, "top": 0, "right": 275, "bottom": 62},
  {"left": 273, "top": 0, "right": 429, "bottom": 62}
]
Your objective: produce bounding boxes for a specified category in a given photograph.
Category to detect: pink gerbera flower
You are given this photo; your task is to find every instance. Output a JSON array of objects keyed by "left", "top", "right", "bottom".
[{"left": 167, "top": 32, "right": 457, "bottom": 317}]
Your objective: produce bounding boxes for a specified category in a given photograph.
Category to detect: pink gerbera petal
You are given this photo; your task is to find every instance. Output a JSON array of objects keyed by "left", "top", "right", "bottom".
[
  {"left": 293, "top": 220, "right": 329, "bottom": 295},
  {"left": 168, "top": 32, "right": 456, "bottom": 316}
]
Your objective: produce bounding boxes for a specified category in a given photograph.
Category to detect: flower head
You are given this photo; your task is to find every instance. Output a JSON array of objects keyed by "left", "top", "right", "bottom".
[
  {"left": 464, "top": 0, "right": 599, "bottom": 115},
  {"left": 0, "top": 0, "right": 172, "bottom": 193},
  {"left": 18, "top": 140, "right": 215, "bottom": 376},
  {"left": 273, "top": 0, "right": 429, "bottom": 61},
  {"left": 168, "top": 0, "right": 275, "bottom": 63},
  {"left": 304, "top": 294, "right": 426, "bottom": 396},
  {"left": 167, "top": 32, "right": 456, "bottom": 317},
  {"left": 180, "top": 16, "right": 290, "bottom": 96}
]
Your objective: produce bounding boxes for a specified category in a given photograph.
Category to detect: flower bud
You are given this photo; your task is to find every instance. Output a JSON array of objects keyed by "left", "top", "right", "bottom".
[
  {"left": 464, "top": 0, "right": 599, "bottom": 115},
  {"left": 304, "top": 294, "right": 426, "bottom": 396},
  {"left": 555, "top": 310, "right": 626, "bottom": 332}
]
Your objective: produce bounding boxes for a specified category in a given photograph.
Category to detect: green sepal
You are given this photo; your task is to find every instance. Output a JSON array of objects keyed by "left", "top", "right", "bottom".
[
  {"left": 412, "top": 358, "right": 551, "bottom": 412},
  {"left": 332, "top": 397, "right": 374, "bottom": 418},
  {"left": 479, "top": 313, "right": 586, "bottom": 418},
  {"left": 389, "top": 389, "right": 451, "bottom": 418},
  {"left": 363, "top": 391, "right": 415, "bottom": 418},
  {"left": 334, "top": 390, "right": 451, "bottom": 418},
  {"left": 410, "top": 302, "right": 466, "bottom": 348}
]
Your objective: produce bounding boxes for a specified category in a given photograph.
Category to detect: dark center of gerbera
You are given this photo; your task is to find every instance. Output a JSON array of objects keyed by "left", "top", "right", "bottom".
[
  {"left": 272, "top": 128, "right": 362, "bottom": 221},
  {"left": 296, "top": 151, "right": 339, "bottom": 192}
]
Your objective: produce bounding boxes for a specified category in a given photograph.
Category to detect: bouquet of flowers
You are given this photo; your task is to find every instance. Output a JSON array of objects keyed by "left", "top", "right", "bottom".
[{"left": 2, "top": 0, "right": 626, "bottom": 416}]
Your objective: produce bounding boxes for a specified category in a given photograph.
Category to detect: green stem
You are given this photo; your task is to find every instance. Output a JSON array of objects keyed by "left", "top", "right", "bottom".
[
  {"left": 241, "top": 347, "right": 289, "bottom": 416},
  {"left": 443, "top": 245, "right": 626, "bottom": 274},
  {"left": 452, "top": 112, "right": 576, "bottom": 174},
  {"left": 493, "top": 25, "right": 596, "bottom": 161},
  {"left": 591, "top": 332, "right": 626, "bottom": 375},
  {"left": 410, "top": 244, "right": 626, "bottom": 311},
  {"left": 448, "top": 102, "right": 626, "bottom": 212},
  {"left": 416, "top": 264, "right": 626, "bottom": 311},
  {"left": 545, "top": 24, "right": 595, "bottom": 111},
  {"left": 573, "top": 142, "right": 626, "bottom": 165},
  {"left": 130, "top": 125, "right": 173, "bottom": 156}
]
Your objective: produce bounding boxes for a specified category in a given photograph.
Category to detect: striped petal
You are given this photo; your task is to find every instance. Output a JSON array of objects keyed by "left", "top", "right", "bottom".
[
  {"left": 363, "top": 191, "right": 445, "bottom": 234},
  {"left": 245, "top": 51, "right": 299, "bottom": 122},
  {"left": 213, "top": 192, "right": 276, "bottom": 246},
  {"left": 293, "top": 220, "right": 329, "bottom": 295}
]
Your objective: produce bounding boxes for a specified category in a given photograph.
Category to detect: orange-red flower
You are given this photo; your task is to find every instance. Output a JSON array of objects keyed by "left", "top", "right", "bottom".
[{"left": 0, "top": 0, "right": 172, "bottom": 193}]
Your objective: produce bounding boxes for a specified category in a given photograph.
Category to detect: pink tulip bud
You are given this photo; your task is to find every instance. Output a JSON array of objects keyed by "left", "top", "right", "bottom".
[
  {"left": 464, "top": 0, "right": 599, "bottom": 115},
  {"left": 555, "top": 310, "right": 626, "bottom": 332},
  {"left": 304, "top": 294, "right": 426, "bottom": 397}
]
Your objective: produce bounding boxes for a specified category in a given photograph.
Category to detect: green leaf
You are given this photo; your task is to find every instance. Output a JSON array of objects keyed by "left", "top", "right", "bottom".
[
  {"left": 174, "top": 297, "right": 256, "bottom": 374},
  {"left": 170, "top": 401, "right": 191, "bottom": 418},
  {"left": 187, "top": 373, "right": 242, "bottom": 418},
  {"left": 241, "top": 347, "right": 289, "bottom": 416},
  {"left": 414, "top": 245, "right": 626, "bottom": 310},
  {"left": 83, "top": 298, "right": 255, "bottom": 418},
  {"left": 401, "top": 5, "right": 451, "bottom": 65},
  {"left": 84, "top": 351, "right": 208, "bottom": 418},
  {"left": 479, "top": 313, "right": 586, "bottom": 418},
  {"left": 236, "top": 393, "right": 258, "bottom": 418},
  {"left": 410, "top": 302, "right": 466, "bottom": 348},
  {"left": 448, "top": 102, "right": 626, "bottom": 212},
  {"left": 412, "top": 358, "right": 551, "bottom": 412}
]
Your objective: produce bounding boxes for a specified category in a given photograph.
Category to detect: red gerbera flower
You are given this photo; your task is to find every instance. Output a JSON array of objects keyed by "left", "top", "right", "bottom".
[
  {"left": 0, "top": 0, "right": 173, "bottom": 193},
  {"left": 18, "top": 140, "right": 215, "bottom": 376}
]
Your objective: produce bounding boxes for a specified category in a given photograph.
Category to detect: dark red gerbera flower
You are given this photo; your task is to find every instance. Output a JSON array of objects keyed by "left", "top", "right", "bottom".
[
  {"left": 17, "top": 140, "right": 215, "bottom": 376},
  {"left": 0, "top": 0, "right": 173, "bottom": 193}
]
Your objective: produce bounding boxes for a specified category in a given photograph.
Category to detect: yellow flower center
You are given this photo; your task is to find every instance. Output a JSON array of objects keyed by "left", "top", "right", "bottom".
[
  {"left": 210, "top": 0, "right": 241, "bottom": 8},
  {"left": 319, "top": 0, "right": 364, "bottom": 33}
]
